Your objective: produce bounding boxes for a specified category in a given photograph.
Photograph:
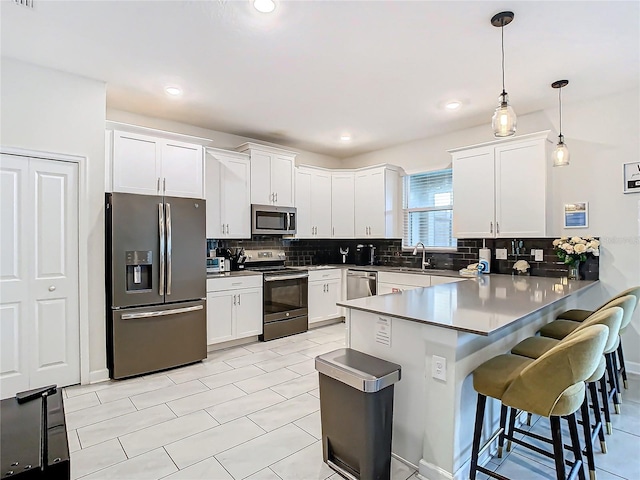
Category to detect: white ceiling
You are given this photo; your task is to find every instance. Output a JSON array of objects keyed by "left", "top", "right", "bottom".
[{"left": 2, "top": 1, "right": 638, "bottom": 158}]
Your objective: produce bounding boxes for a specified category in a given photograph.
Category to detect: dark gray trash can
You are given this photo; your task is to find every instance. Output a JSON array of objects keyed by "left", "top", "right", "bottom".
[{"left": 315, "top": 348, "right": 401, "bottom": 480}]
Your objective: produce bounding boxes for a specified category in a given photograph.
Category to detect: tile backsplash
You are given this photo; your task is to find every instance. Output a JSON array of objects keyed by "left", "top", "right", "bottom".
[{"left": 207, "top": 236, "right": 599, "bottom": 280}]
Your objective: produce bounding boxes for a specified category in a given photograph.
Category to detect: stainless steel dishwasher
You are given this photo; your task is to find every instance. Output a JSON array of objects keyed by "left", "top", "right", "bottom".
[{"left": 347, "top": 270, "right": 377, "bottom": 300}]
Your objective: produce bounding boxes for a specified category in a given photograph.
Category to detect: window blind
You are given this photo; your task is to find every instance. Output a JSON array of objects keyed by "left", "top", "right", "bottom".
[{"left": 402, "top": 169, "right": 456, "bottom": 249}]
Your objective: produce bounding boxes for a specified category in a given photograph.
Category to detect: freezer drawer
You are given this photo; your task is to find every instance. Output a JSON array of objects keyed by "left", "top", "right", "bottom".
[{"left": 108, "top": 300, "right": 206, "bottom": 379}]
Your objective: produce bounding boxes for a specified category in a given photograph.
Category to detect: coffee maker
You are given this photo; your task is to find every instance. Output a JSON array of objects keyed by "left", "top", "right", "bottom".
[{"left": 354, "top": 244, "right": 376, "bottom": 266}]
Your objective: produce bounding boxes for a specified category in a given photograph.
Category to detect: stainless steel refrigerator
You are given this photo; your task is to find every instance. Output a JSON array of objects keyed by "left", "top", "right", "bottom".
[{"left": 106, "top": 193, "right": 207, "bottom": 379}]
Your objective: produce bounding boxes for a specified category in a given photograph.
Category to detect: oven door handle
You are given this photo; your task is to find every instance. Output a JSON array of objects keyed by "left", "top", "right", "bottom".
[{"left": 264, "top": 273, "right": 309, "bottom": 282}]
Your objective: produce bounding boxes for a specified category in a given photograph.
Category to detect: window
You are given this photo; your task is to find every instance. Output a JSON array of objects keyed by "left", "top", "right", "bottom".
[{"left": 403, "top": 169, "right": 456, "bottom": 249}]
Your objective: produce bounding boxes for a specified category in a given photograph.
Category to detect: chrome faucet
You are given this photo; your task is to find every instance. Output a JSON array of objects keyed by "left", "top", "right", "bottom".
[{"left": 412, "top": 242, "right": 432, "bottom": 270}]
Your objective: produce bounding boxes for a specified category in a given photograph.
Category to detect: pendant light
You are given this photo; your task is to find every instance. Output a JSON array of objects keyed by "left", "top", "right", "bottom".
[
  {"left": 491, "top": 11, "right": 517, "bottom": 137},
  {"left": 552, "top": 79, "right": 570, "bottom": 167}
]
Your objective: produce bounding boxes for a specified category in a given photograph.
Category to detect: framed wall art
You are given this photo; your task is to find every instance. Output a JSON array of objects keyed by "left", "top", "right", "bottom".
[
  {"left": 564, "top": 202, "right": 589, "bottom": 228},
  {"left": 623, "top": 161, "right": 640, "bottom": 194}
]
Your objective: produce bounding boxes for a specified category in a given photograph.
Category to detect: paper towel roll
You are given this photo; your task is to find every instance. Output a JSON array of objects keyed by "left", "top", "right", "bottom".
[{"left": 479, "top": 248, "right": 491, "bottom": 273}]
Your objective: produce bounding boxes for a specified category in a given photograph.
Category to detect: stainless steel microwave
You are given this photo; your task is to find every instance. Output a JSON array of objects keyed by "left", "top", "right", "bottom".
[{"left": 251, "top": 204, "right": 297, "bottom": 235}]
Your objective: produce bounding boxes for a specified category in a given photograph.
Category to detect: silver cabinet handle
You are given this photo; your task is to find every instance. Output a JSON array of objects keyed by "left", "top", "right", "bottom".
[
  {"left": 158, "top": 203, "right": 165, "bottom": 296},
  {"left": 222, "top": 223, "right": 225, "bottom": 234},
  {"left": 332, "top": 227, "right": 335, "bottom": 236},
  {"left": 121, "top": 304, "right": 203, "bottom": 320},
  {"left": 490, "top": 222, "right": 493, "bottom": 234},
  {"left": 233, "top": 294, "right": 237, "bottom": 306},
  {"left": 157, "top": 177, "right": 160, "bottom": 193},
  {"left": 48, "top": 285, "right": 56, "bottom": 292},
  {"left": 271, "top": 192, "right": 275, "bottom": 203},
  {"left": 496, "top": 222, "right": 500, "bottom": 234},
  {"left": 166, "top": 202, "right": 172, "bottom": 295},
  {"left": 275, "top": 192, "right": 278, "bottom": 203},
  {"left": 226, "top": 224, "right": 230, "bottom": 234},
  {"left": 163, "top": 178, "right": 166, "bottom": 194},
  {"left": 264, "top": 273, "right": 309, "bottom": 282},
  {"left": 237, "top": 294, "right": 241, "bottom": 305}
]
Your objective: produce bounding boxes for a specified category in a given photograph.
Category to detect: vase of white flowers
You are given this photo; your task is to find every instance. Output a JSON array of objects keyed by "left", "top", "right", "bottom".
[{"left": 552, "top": 236, "right": 600, "bottom": 280}]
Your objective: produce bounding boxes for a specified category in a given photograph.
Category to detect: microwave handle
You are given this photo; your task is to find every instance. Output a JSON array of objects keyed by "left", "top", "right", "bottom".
[{"left": 286, "top": 212, "right": 291, "bottom": 231}]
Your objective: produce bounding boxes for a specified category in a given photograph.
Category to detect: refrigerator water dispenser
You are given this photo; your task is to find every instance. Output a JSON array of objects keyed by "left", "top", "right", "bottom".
[{"left": 125, "top": 250, "right": 152, "bottom": 292}]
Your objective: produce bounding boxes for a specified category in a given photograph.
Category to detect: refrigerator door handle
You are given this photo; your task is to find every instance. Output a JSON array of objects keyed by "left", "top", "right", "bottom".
[
  {"left": 166, "top": 202, "right": 172, "bottom": 295},
  {"left": 159, "top": 203, "right": 165, "bottom": 296},
  {"left": 121, "top": 304, "right": 203, "bottom": 320}
]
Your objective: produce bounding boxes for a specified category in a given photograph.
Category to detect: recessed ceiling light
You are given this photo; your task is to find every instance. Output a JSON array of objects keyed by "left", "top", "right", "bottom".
[
  {"left": 254, "top": 0, "right": 276, "bottom": 13},
  {"left": 165, "top": 86, "right": 182, "bottom": 96},
  {"left": 445, "top": 101, "right": 461, "bottom": 110},
  {"left": 340, "top": 134, "right": 352, "bottom": 141}
]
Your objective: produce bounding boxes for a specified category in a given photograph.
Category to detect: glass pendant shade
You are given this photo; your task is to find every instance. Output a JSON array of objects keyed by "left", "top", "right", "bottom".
[
  {"left": 492, "top": 92, "right": 517, "bottom": 137},
  {"left": 553, "top": 137, "right": 570, "bottom": 167}
]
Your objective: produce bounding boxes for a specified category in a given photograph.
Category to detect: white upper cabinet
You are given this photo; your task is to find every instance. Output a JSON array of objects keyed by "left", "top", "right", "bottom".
[
  {"left": 354, "top": 166, "right": 401, "bottom": 238},
  {"left": 296, "top": 167, "right": 332, "bottom": 238},
  {"left": 205, "top": 148, "right": 251, "bottom": 239},
  {"left": 451, "top": 131, "right": 552, "bottom": 238},
  {"left": 331, "top": 172, "right": 355, "bottom": 238},
  {"left": 111, "top": 130, "right": 203, "bottom": 198},
  {"left": 236, "top": 143, "right": 296, "bottom": 207}
]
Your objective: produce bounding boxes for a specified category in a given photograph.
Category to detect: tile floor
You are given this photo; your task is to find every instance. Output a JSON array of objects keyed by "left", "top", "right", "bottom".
[{"left": 64, "top": 322, "right": 640, "bottom": 480}]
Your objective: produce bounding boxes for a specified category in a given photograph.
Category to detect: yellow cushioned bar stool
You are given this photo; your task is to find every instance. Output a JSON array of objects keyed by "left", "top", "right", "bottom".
[
  {"left": 510, "top": 306, "right": 624, "bottom": 480},
  {"left": 557, "top": 286, "right": 640, "bottom": 390},
  {"left": 469, "top": 325, "right": 608, "bottom": 480},
  {"left": 539, "top": 295, "right": 636, "bottom": 416}
]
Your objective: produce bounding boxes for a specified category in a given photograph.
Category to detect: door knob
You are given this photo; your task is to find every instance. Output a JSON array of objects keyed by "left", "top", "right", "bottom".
[{"left": 48, "top": 286, "right": 56, "bottom": 292}]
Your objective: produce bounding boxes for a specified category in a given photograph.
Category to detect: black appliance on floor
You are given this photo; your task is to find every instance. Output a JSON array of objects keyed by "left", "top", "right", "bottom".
[
  {"left": 1, "top": 385, "right": 70, "bottom": 479},
  {"left": 244, "top": 250, "right": 308, "bottom": 341},
  {"left": 105, "top": 193, "right": 207, "bottom": 379}
]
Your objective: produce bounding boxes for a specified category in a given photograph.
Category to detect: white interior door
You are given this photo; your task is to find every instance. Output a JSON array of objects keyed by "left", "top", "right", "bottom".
[{"left": 0, "top": 154, "right": 80, "bottom": 399}]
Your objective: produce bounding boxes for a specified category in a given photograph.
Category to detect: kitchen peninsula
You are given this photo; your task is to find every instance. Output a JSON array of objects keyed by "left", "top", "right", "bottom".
[{"left": 337, "top": 275, "right": 598, "bottom": 480}]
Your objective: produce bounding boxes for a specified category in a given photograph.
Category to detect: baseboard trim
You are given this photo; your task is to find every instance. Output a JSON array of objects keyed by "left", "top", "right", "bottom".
[
  {"left": 89, "top": 368, "right": 110, "bottom": 384},
  {"left": 207, "top": 336, "right": 259, "bottom": 352},
  {"left": 625, "top": 360, "right": 640, "bottom": 376},
  {"left": 419, "top": 459, "right": 453, "bottom": 480}
]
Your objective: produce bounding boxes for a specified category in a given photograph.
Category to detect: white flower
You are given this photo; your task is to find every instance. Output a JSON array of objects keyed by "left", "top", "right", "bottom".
[
  {"left": 562, "top": 243, "right": 574, "bottom": 254},
  {"left": 584, "top": 235, "right": 594, "bottom": 241},
  {"left": 588, "top": 239, "right": 600, "bottom": 248},
  {"left": 570, "top": 236, "right": 587, "bottom": 244},
  {"left": 574, "top": 243, "right": 587, "bottom": 254},
  {"left": 592, "top": 249, "right": 600, "bottom": 257},
  {"left": 552, "top": 239, "right": 563, "bottom": 247},
  {"left": 560, "top": 236, "right": 568, "bottom": 241}
]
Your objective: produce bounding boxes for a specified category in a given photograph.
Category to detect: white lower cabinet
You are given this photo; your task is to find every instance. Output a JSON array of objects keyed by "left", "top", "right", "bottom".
[
  {"left": 206, "top": 275, "right": 263, "bottom": 345},
  {"left": 308, "top": 269, "right": 342, "bottom": 325}
]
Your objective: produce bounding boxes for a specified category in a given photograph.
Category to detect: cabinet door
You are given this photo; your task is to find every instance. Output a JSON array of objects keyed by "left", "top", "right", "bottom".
[
  {"left": 235, "top": 288, "right": 263, "bottom": 338},
  {"left": 205, "top": 152, "right": 223, "bottom": 238},
  {"left": 295, "top": 169, "right": 313, "bottom": 238},
  {"left": 112, "top": 131, "right": 161, "bottom": 195},
  {"left": 495, "top": 139, "right": 547, "bottom": 237},
  {"left": 324, "top": 279, "right": 341, "bottom": 319},
  {"left": 250, "top": 151, "right": 273, "bottom": 205},
  {"left": 354, "top": 170, "right": 384, "bottom": 237},
  {"left": 311, "top": 170, "right": 332, "bottom": 237},
  {"left": 221, "top": 156, "right": 252, "bottom": 238},
  {"left": 206, "top": 291, "right": 234, "bottom": 344},
  {"left": 308, "top": 281, "right": 326, "bottom": 324},
  {"left": 161, "top": 141, "right": 203, "bottom": 198},
  {"left": 331, "top": 173, "right": 355, "bottom": 238},
  {"left": 452, "top": 147, "right": 495, "bottom": 238},
  {"left": 271, "top": 154, "right": 295, "bottom": 206}
]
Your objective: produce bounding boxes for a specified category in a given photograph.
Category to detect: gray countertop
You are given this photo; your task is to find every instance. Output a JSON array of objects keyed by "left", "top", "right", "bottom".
[
  {"left": 293, "top": 264, "right": 461, "bottom": 278},
  {"left": 206, "top": 270, "right": 262, "bottom": 279},
  {"left": 337, "top": 275, "right": 598, "bottom": 336}
]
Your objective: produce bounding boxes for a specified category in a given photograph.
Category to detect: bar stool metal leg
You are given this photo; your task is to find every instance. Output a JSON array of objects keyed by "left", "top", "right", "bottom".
[
  {"left": 497, "top": 404, "right": 508, "bottom": 458},
  {"left": 469, "top": 394, "right": 487, "bottom": 480},
  {"left": 599, "top": 376, "right": 613, "bottom": 435},
  {"left": 567, "top": 413, "right": 587, "bottom": 480},
  {"left": 506, "top": 407, "right": 517, "bottom": 452},
  {"left": 588, "top": 382, "right": 607, "bottom": 452},
  {"left": 617, "top": 341, "right": 628, "bottom": 389},
  {"left": 579, "top": 397, "right": 597, "bottom": 480},
  {"left": 611, "top": 353, "right": 622, "bottom": 403},
  {"left": 550, "top": 416, "right": 567, "bottom": 480},
  {"left": 605, "top": 353, "right": 621, "bottom": 414}
]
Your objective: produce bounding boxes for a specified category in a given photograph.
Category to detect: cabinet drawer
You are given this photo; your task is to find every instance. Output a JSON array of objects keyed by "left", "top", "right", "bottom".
[
  {"left": 308, "top": 268, "right": 342, "bottom": 282},
  {"left": 377, "top": 272, "right": 431, "bottom": 287},
  {"left": 207, "top": 274, "right": 263, "bottom": 292}
]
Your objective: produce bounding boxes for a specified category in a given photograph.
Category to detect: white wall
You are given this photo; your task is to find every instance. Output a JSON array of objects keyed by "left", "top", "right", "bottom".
[
  {"left": 1, "top": 57, "right": 108, "bottom": 380},
  {"left": 342, "top": 90, "right": 640, "bottom": 369},
  {"left": 107, "top": 109, "right": 342, "bottom": 169}
]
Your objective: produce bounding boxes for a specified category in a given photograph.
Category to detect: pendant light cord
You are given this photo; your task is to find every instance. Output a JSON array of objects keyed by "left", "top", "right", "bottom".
[
  {"left": 558, "top": 86, "right": 563, "bottom": 138},
  {"left": 501, "top": 24, "right": 506, "bottom": 94}
]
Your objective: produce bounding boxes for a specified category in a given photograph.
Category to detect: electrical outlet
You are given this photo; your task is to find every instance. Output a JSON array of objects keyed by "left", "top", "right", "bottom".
[
  {"left": 534, "top": 249, "right": 544, "bottom": 262},
  {"left": 496, "top": 248, "right": 508, "bottom": 260},
  {"left": 432, "top": 355, "right": 447, "bottom": 381}
]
